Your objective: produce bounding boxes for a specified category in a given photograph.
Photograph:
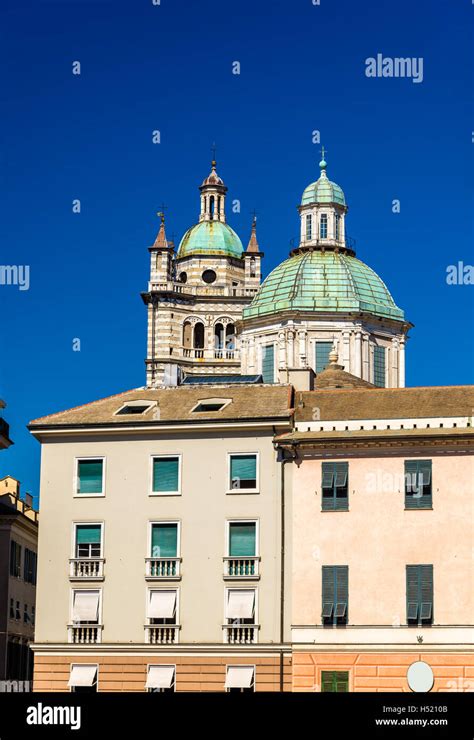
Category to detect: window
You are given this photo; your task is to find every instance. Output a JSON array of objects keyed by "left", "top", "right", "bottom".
[
  {"left": 23, "top": 605, "right": 29, "bottom": 624},
  {"left": 320, "top": 213, "right": 328, "bottom": 238},
  {"left": 261, "top": 344, "right": 275, "bottom": 383},
  {"left": 24, "top": 548, "right": 37, "bottom": 584},
  {"left": 321, "top": 462, "right": 348, "bottom": 511},
  {"left": 151, "top": 456, "right": 180, "bottom": 495},
  {"left": 250, "top": 258, "right": 256, "bottom": 278},
  {"left": 9, "top": 541, "right": 22, "bottom": 577},
  {"left": 178, "top": 271, "right": 187, "bottom": 284},
  {"left": 31, "top": 606, "right": 35, "bottom": 626},
  {"left": 151, "top": 523, "right": 178, "bottom": 558},
  {"left": 315, "top": 341, "right": 332, "bottom": 374},
  {"left": 75, "top": 525, "right": 102, "bottom": 558},
  {"left": 322, "top": 566, "right": 348, "bottom": 626},
  {"left": 9, "top": 599, "right": 14, "bottom": 619},
  {"left": 214, "top": 322, "right": 224, "bottom": 350},
  {"left": 373, "top": 345, "right": 386, "bottom": 387},
  {"left": 405, "top": 460, "right": 432, "bottom": 509},
  {"left": 334, "top": 214, "right": 340, "bottom": 240},
  {"left": 68, "top": 664, "right": 98, "bottom": 693},
  {"left": 71, "top": 590, "right": 100, "bottom": 624},
  {"left": 321, "top": 671, "right": 349, "bottom": 692},
  {"left": 76, "top": 459, "right": 104, "bottom": 495},
  {"left": 202, "top": 269, "right": 217, "bottom": 284},
  {"left": 193, "top": 322, "right": 205, "bottom": 348},
  {"left": 146, "top": 665, "right": 176, "bottom": 693},
  {"left": 225, "top": 324, "right": 235, "bottom": 349},
  {"left": 406, "top": 565, "right": 433, "bottom": 626},
  {"left": 147, "top": 590, "right": 178, "bottom": 625},
  {"left": 225, "top": 665, "right": 255, "bottom": 693},
  {"left": 305, "top": 214, "right": 312, "bottom": 240},
  {"left": 15, "top": 601, "right": 20, "bottom": 620},
  {"left": 228, "top": 522, "right": 257, "bottom": 557},
  {"left": 229, "top": 454, "right": 258, "bottom": 492},
  {"left": 225, "top": 589, "right": 256, "bottom": 624},
  {"left": 191, "top": 398, "right": 230, "bottom": 413},
  {"left": 115, "top": 402, "right": 153, "bottom": 415}
]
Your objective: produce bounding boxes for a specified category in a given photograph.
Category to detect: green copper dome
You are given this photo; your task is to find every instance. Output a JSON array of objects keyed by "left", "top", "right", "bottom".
[
  {"left": 301, "top": 156, "right": 346, "bottom": 206},
  {"left": 243, "top": 250, "right": 404, "bottom": 321},
  {"left": 177, "top": 221, "right": 243, "bottom": 259}
]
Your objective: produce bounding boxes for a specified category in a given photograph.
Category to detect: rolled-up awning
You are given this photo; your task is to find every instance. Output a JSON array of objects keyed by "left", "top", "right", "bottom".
[
  {"left": 225, "top": 666, "right": 254, "bottom": 689},
  {"left": 68, "top": 664, "right": 97, "bottom": 687},
  {"left": 145, "top": 665, "right": 175, "bottom": 689}
]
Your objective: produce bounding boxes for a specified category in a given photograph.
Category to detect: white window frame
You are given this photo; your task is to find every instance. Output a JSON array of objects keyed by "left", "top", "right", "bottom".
[
  {"left": 225, "top": 664, "right": 256, "bottom": 693},
  {"left": 148, "top": 521, "right": 181, "bottom": 558},
  {"left": 70, "top": 588, "right": 102, "bottom": 624},
  {"left": 69, "top": 663, "right": 99, "bottom": 693},
  {"left": 146, "top": 663, "right": 176, "bottom": 693},
  {"left": 113, "top": 400, "right": 157, "bottom": 416},
  {"left": 71, "top": 522, "right": 104, "bottom": 558},
  {"left": 73, "top": 456, "right": 106, "bottom": 498},
  {"left": 145, "top": 587, "right": 180, "bottom": 625},
  {"left": 226, "top": 519, "right": 259, "bottom": 557},
  {"left": 260, "top": 343, "right": 276, "bottom": 383},
  {"left": 149, "top": 454, "right": 182, "bottom": 497},
  {"left": 226, "top": 452, "right": 259, "bottom": 495},
  {"left": 190, "top": 397, "right": 232, "bottom": 413},
  {"left": 224, "top": 587, "right": 258, "bottom": 625}
]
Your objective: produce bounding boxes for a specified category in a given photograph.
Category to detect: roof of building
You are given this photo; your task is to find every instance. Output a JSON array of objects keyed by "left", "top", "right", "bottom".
[
  {"left": 275, "top": 426, "right": 474, "bottom": 448},
  {"left": 28, "top": 385, "right": 293, "bottom": 429},
  {"left": 243, "top": 249, "right": 405, "bottom": 321},
  {"left": 314, "top": 350, "right": 375, "bottom": 389},
  {"left": 294, "top": 386, "right": 474, "bottom": 422},
  {"left": 177, "top": 220, "right": 243, "bottom": 259},
  {"left": 301, "top": 157, "right": 346, "bottom": 207},
  {"left": 182, "top": 374, "right": 263, "bottom": 385}
]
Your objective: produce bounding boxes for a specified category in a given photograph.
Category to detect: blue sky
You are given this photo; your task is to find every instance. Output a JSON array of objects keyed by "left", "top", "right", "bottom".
[{"left": 1, "top": 0, "right": 472, "bottom": 503}]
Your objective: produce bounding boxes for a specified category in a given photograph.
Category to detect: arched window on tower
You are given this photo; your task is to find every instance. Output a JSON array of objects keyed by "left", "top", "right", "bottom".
[
  {"left": 183, "top": 321, "right": 192, "bottom": 350},
  {"left": 306, "top": 214, "right": 312, "bottom": 241},
  {"left": 225, "top": 324, "right": 235, "bottom": 350},
  {"left": 320, "top": 214, "right": 328, "bottom": 239},
  {"left": 193, "top": 322, "right": 205, "bottom": 350},
  {"left": 335, "top": 214, "right": 340, "bottom": 240},
  {"left": 209, "top": 196, "right": 215, "bottom": 220},
  {"left": 250, "top": 257, "right": 256, "bottom": 278},
  {"left": 217, "top": 196, "right": 221, "bottom": 217},
  {"left": 214, "top": 323, "right": 224, "bottom": 350}
]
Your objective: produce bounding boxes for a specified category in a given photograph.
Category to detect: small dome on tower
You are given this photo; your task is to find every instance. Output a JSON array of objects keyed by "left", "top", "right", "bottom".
[
  {"left": 301, "top": 153, "right": 346, "bottom": 206},
  {"left": 201, "top": 160, "right": 225, "bottom": 187}
]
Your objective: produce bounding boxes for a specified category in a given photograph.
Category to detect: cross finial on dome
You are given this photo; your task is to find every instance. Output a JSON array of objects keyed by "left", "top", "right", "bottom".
[
  {"left": 319, "top": 145, "right": 327, "bottom": 173},
  {"left": 211, "top": 141, "right": 217, "bottom": 169}
]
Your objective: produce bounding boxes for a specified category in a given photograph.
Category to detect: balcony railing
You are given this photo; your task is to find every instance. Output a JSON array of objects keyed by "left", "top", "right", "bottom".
[
  {"left": 223, "top": 624, "right": 259, "bottom": 644},
  {"left": 289, "top": 235, "right": 356, "bottom": 252},
  {"left": 223, "top": 557, "right": 260, "bottom": 579},
  {"left": 149, "top": 281, "right": 258, "bottom": 298},
  {"left": 181, "top": 347, "right": 240, "bottom": 361},
  {"left": 214, "top": 349, "right": 236, "bottom": 360},
  {"left": 69, "top": 558, "right": 105, "bottom": 580},
  {"left": 145, "top": 557, "right": 181, "bottom": 580},
  {"left": 68, "top": 624, "right": 102, "bottom": 644},
  {"left": 145, "top": 625, "right": 180, "bottom": 645}
]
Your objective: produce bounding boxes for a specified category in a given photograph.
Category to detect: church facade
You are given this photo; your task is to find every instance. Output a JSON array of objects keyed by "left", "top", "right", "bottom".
[{"left": 143, "top": 154, "right": 411, "bottom": 388}]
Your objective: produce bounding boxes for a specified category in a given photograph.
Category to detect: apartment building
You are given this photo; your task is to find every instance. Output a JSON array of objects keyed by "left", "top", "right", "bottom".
[
  {"left": 276, "top": 358, "right": 474, "bottom": 692},
  {"left": 29, "top": 384, "right": 293, "bottom": 692},
  {"left": 0, "top": 476, "right": 39, "bottom": 681}
]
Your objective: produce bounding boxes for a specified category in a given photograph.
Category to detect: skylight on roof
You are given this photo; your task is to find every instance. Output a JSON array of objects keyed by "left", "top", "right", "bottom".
[
  {"left": 115, "top": 401, "right": 155, "bottom": 416},
  {"left": 191, "top": 398, "right": 232, "bottom": 413}
]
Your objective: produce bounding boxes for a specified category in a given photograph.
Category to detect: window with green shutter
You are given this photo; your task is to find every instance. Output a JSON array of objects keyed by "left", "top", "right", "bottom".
[
  {"left": 261, "top": 344, "right": 275, "bottom": 383},
  {"left": 315, "top": 342, "right": 333, "bottom": 374},
  {"left": 405, "top": 460, "right": 432, "bottom": 509},
  {"left": 229, "top": 523, "right": 256, "bottom": 557},
  {"left": 229, "top": 454, "right": 258, "bottom": 490},
  {"left": 151, "top": 523, "right": 178, "bottom": 558},
  {"left": 321, "top": 671, "right": 349, "bottom": 692},
  {"left": 406, "top": 565, "right": 433, "bottom": 626},
  {"left": 76, "top": 525, "right": 102, "bottom": 558},
  {"left": 152, "top": 457, "right": 180, "bottom": 494},
  {"left": 322, "top": 565, "right": 348, "bottom": 626},
  {"left": 373, "top": 345, "right": 386, "bottom": 387},
  {"left": 77, "top": 459, "right": 104, "bottom": 495},
  {"left": 321, "top": 462, "right": 349, "bottom": 511}
]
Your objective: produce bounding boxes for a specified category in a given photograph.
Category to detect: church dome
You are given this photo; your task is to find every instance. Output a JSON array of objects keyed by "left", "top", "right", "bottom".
[
  {"left": 301, "top": 155, "right": 346, "bottom": 206},
  {"left": 243, "top": 250, "right": 404, "bottom": 321},
  {"left": 177, "top": 220, "right": 244, "bottom": 259}
]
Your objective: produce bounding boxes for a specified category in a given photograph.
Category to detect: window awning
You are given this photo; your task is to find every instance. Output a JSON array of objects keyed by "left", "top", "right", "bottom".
[
  {"left": 72, "top": 591, "right": 99, "bottom": 621},
  {"left": 68, "top": 664, "right": 97, "bottom": 687},
  {"left": 148, "top": 590, "right": 176, "bottom": 619},
  {"left": 226, "top": 590, "right": 255, "bottom": 619},
  {"left": 225, "top": 666, "right": 254, "bottom": 689},
  {"left": 145, "top": 665, "right": 175, "bottom": 689}
]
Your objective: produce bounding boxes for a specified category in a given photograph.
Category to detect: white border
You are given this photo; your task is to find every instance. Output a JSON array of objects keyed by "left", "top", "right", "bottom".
[
  {"left": 149, "top": 453, "right": 182, "bottom": 496},
  {"left": 73, "top": 457, "right": 106, "bottom": 498},
  {"left": 148, "top": 520, "right": 181, "bottom": 558},
  {"left": 226, "top": 452, "right": 259, "bottom": 494},
  {"left": 225, "top": 519, "right": 259, "bottom": 557},
  {"left": 71, "top": 521, "right": 104, "bottom": 558}
]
